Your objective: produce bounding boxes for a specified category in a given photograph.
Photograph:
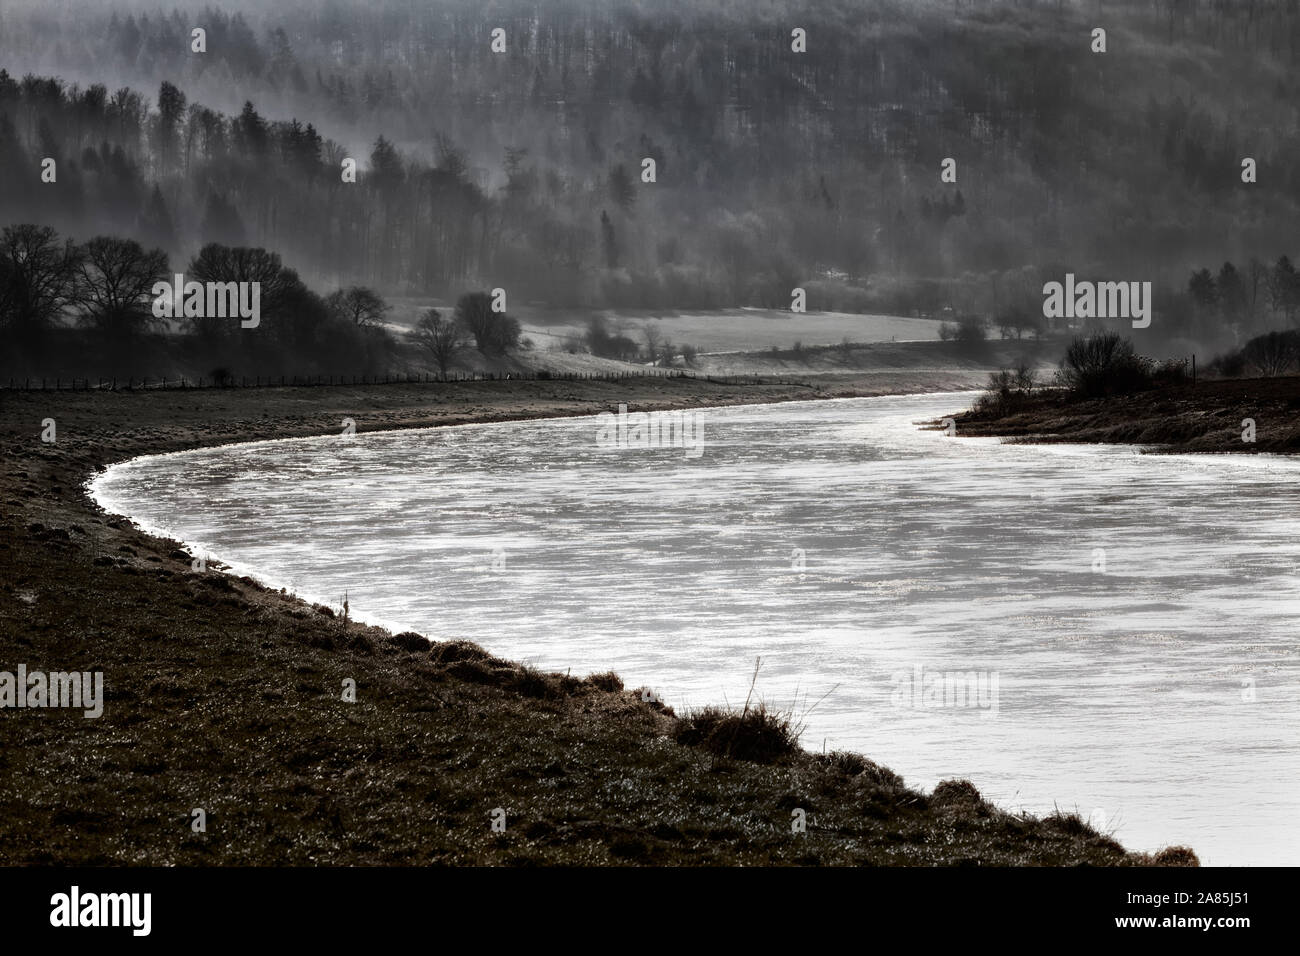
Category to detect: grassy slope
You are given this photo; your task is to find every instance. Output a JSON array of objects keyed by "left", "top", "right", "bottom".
[
  {"left": 0, "top": 377, "right": 1195, "bottom": 865},
  {"left": 693, "top": 338, "right": 1056, "bottom": 377}
]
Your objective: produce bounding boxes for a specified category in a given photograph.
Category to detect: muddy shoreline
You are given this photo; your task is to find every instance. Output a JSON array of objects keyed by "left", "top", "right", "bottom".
[
  {"left": 0, "top": 373, "right": 1193, "bottom": 865},
  {"left": 944, "top": 377, "right": 1300, "bottom": 455}
]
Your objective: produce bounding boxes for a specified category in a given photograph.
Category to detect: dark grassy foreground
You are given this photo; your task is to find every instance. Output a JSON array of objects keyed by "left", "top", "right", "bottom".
[
  {"left": 0, "top": 375, "right": 1195, "bottom": 865},
  {"left": 948, "top": 376, "right": 1300, "bottom": 454}
]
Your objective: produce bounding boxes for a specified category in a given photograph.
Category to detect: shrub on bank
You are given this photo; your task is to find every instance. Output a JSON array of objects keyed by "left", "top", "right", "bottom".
[
  {"left": 975, "top": 361, "right": 1037, "bottom": 414},
  {"left": 1209, "top": 329, "right": 1300, "bottom": 378},
  {"left": 1054, "top": 332, "right": 1186, "bottom": 398},
  {"left": 940, "top": 313, "right": 990, "bottom": 356}
]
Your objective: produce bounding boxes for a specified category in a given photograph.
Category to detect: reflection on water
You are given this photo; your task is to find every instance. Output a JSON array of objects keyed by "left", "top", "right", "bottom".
[{"left": 90, "top": 392, "right": 1300, "bottom": 865}]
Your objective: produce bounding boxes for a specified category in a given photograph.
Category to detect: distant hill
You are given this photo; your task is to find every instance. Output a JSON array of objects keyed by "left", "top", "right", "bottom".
[{"left": 1, "top": 0, "right": 1297, "bottom": 349}]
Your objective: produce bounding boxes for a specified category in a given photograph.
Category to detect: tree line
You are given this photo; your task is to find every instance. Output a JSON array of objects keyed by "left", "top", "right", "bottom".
[
  {"left": 1185, "top": 256, "right": 1300, "bottom": 336},
  {"left": 0, "top": 220, "right": 541, "bottom": 380},
  {"left": 0, "top": 221, "right": 382, "bottom": 375}
]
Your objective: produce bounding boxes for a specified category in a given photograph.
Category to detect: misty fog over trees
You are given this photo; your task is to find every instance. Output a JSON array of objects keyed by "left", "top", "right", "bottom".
[{"left": 3, "top": 0, "right": 1300, "bottom": 377}]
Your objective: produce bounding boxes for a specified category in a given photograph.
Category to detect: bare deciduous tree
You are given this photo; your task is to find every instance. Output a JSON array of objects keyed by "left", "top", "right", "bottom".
[
  {"left": 72, "top": 236, "right": 168, "bottom": 339},
  {"left": 454, "top": 291, "right": 520, "bottom": 354},
  {"left": 411, "top": 307, "right": 462, "bottom": 376},
  {"left": 641, "top": 322, "right": 662, "bottom": 363},
  {"left": 0, "top": 224, "right": 81, "bottom": 342},
  {"left": 326, "top": 286, "right": 390, "bottom": 327}
]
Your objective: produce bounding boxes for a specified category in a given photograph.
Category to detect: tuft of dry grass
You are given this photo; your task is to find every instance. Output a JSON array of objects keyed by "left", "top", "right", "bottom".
[
  {"left": 1150, "top": 846, "right": 1200, "bottom": 866},
  {"left": 674, "top": 701, "right": 800, "bottom": 765},
  {"left": 672, "top": 659, "right": 805, "bottom": 765}
]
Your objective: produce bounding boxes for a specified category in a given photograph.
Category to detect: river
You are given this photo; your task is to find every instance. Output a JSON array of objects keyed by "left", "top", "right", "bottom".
[{"left": 88, "top": 392, "right": 1300, "bottom": 865}]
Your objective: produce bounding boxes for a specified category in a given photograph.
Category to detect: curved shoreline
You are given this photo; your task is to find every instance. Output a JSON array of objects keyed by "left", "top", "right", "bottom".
[
  {"left": 0, "top": 374, "right": 1196, "bottom": 865},
  {"left": 85, "top": 389, "right": 987, "bottom": 640}
]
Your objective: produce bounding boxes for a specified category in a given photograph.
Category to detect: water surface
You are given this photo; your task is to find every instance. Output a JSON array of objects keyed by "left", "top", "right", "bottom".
[{"left": 90, "top": 392, "right": 1300, "bottom": 865}]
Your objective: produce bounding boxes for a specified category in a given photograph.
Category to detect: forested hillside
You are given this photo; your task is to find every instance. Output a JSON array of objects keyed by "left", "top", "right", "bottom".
[{"left": 1, "top": 0, "right": 1299, "bottom": 345}]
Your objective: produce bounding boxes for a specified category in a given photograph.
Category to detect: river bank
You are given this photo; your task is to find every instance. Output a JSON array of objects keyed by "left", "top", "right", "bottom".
[
  {"left": 0, "top": 374, "right": 1195, "bottom": 865},
  {"left": 945, "top": 376, "right": 1300, "bottom": 454}
]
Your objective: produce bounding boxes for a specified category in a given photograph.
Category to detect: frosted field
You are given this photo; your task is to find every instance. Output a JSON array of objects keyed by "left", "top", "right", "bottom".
[
  {"left": 380, "top": 302, "right": 944, "bottom": 352},
  {"left": 91, "top": 393, "right": 1300, "bottom": 865},
  {"left": 516, "top": 309, "right": 945, "bottom": 353}
]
